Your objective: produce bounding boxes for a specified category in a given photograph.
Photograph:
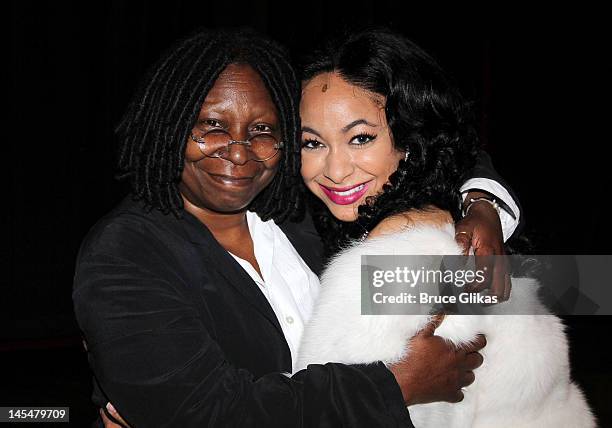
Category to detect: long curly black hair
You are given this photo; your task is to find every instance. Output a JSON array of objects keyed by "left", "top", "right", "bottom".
[
  {"left": 301, "top": 29, "right": 480, "bottom": 256},
  {"left": 116, "top": 28, "right": 304, "bottom": 223}
]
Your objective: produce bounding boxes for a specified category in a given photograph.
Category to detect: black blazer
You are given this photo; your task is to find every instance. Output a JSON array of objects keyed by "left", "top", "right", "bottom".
[{"left": 73, "top": 197, "right": 412, "bottom": 428}]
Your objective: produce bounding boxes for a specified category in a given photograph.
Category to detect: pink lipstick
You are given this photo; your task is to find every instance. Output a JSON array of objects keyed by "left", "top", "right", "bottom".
[{"left": 319, "top": 181, "right": 370, "bottom": 205}]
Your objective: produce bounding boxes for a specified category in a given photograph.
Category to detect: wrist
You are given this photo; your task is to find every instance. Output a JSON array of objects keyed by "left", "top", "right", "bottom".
[
  {"left": 462, "top": 193, "right": 500, "bottom": 219},
  {"left": 463, "top": 191, "right": 491, "bottom": 204},
  {"left": 388, "top": 363, "right": 414, "bottom": 405},
  {"left": 464, "top": 199, "right": 499, "bottom": 217},
  {"left": 463, "top": 189, "right": 514, "bottom": 219}
]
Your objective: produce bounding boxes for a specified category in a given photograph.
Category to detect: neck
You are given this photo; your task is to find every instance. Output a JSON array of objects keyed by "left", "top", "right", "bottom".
[{"left": 181, "top": 195, "right": 249, "bottom": 238}]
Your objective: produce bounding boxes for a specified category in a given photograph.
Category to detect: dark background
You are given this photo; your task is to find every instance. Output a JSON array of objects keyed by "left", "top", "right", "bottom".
[{"left": 7, "top": 1, "right": 610, "bottom": 426}]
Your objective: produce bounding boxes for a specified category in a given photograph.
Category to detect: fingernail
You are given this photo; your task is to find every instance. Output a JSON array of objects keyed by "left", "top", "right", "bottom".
[{"left": 106, "top": 403, "right": 116, "bottom": 414}]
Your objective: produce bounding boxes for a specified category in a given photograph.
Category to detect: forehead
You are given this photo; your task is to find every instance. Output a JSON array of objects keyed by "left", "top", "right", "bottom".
[
  {"left": 300, "top": 72, "right": 385, "bottom": 122},
  {"left": 201, "top": 63, "right": 278, "bottom": 117}
]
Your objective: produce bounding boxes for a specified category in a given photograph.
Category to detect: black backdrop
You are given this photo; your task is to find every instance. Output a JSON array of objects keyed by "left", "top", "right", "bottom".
[{"left": 7, "top": 1, "right": 610, "bottom": 426}]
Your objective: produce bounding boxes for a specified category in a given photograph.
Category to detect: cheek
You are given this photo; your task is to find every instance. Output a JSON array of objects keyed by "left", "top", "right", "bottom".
[
  {"left": 360, "top": 150, "right": 402, "bottom": 179},
  {"left": 258, "top": 158, "right": 281, "bottom": 185},
  {"left": 182, "top": 157, "right": 218, "bottom": 180},
  {"left": 300, "top": 154, "right": 321, "bottom": 183},
  {"left": 180, "top": 161, "right": 208, "bottom": 194},
  {"left": 383, "top": 155, "right": 402, "bottom": 179},
  {"left": 184, "top": 140, "right": 205, "bottom": 163}
]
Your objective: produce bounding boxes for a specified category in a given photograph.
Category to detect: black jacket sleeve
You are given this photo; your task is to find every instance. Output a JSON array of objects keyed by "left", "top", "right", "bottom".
[{"left": 73, "top": 249, "right": 413, "bottom": 428}]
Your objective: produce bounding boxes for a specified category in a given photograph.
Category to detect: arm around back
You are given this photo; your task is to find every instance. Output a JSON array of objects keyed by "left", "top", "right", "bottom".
[{"left": 73, "top": 205, "right": 412, "bottom": 427}]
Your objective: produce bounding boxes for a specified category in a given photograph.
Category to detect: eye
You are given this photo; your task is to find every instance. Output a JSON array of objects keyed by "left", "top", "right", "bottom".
[
  {"left": 301, "top": 139, "right": 325, "bottom": 150},
  {"left": 198, "top": 118, "right": 224, "bottom": 130},
  {"left": 251, "top": 124, "right": 274, "bottom": 133},
  {"left": 350, "top": 133, "right": 377, "bottom": 146}
]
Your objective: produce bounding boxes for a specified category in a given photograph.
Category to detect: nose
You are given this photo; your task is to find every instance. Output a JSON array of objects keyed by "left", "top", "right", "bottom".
[
  {"left": 323, "top": 147, "right": 354, "bottom": 184},
  {"left": 223, "top": 142, "right": 250, "bottom": 165}
]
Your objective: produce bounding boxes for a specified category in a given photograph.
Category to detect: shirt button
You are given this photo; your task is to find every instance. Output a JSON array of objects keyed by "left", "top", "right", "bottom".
[{"left": 286, "top": 316, "right": 294, "bottom": 324}]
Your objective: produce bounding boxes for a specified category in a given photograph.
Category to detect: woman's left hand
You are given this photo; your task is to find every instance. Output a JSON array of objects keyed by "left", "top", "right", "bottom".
[{"left": 454, "top": 196, "right": 511, "bottom": 302}]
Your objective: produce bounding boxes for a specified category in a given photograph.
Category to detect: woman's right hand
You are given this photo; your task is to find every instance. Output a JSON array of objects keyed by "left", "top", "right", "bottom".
[{"left": 388, "top": 315, "right": 485, "bottom": 406}]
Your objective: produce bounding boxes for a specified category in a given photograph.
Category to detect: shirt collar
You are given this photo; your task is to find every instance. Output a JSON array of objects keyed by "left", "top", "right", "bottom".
[{"left": 246, "top": 210, "right": 275, "bottom": 283}]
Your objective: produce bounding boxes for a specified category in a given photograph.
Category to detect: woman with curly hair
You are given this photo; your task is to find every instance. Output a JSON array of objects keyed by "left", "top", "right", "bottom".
[
  {"left": 299, "top": 29, "right": 478, "bottom": 253},
  {"left": 297, "top": 29, "right": 595, "bottom": 427}
]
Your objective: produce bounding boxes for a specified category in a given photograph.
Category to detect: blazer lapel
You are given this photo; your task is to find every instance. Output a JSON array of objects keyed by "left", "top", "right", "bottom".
[
  {"left": 278, "top": 211, "right": 324, "bottom": 276},
  {"left": 179, "top": 212, "right": 285, "bottom": 338}
]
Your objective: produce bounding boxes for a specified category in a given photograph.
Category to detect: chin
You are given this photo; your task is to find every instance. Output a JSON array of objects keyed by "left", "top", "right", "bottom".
[
  {"left": 327, "top": 206, "right": 359, "bottom": 222},
  {"left": 216, "top": 198, "right": 255, "bottom": 213},
  {"left": 193, "top": 193, "right": 254, "bottom": 214}
]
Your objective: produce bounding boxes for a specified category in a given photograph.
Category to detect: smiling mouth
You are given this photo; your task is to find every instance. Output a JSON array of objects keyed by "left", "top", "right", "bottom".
[
  {"left": 208, "top": 173, "right": 255, "bottom": 186},
  {"left": 318, "top": 181, "right": 371, "bottom": 205},
  {"left": 210, "top": 174, "right": 254, "bottom": 180}
]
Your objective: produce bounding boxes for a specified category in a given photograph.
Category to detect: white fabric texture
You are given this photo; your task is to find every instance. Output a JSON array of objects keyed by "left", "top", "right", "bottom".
[{"left": 296, "top": 224, "right": 595, "bottom": 427}]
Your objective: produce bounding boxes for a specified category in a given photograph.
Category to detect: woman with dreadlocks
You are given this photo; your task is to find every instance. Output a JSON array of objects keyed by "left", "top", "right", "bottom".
[{"left": 74, "top": 28, "right": 518, "bottom": 427}]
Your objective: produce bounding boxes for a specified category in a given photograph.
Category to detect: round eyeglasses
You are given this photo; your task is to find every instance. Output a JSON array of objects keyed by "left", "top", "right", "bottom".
[{"left": 190, "top": 129, "right": 284, "bottom": 162}]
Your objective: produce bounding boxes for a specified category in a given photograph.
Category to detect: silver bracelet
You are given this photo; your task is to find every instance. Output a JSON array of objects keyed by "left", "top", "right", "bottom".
[{"left": 462, "top": 197, "right": 500, "bottom": 218}]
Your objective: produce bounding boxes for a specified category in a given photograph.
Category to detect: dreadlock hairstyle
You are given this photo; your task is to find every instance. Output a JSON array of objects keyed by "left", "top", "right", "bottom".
[
  {"left": 301, "top": 28, "right": 480, "bottom": 256},
  {"left": 116, "top": 28, "right": 303, "bottom": 223}
]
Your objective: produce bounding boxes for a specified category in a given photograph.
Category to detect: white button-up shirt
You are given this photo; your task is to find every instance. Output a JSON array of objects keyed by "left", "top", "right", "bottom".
[{"left": 228, "top": 210, "right": 321, "bottom": 365}]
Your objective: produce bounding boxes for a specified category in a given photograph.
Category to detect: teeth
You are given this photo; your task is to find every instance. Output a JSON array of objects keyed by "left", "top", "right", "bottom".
[{"left": 331, "top": 184, "right": 365, "bottom": 196}]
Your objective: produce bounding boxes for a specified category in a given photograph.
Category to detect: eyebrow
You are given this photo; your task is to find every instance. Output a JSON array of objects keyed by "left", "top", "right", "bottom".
[
  {"left": 301, "top": 119, "right": 377, "bottom": 138},
  {"left": 301, "top": 126, "right": 322, "bottom": 137},
  {"left": 341, "top": 119, "right": 377, "bottom": 133}
]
